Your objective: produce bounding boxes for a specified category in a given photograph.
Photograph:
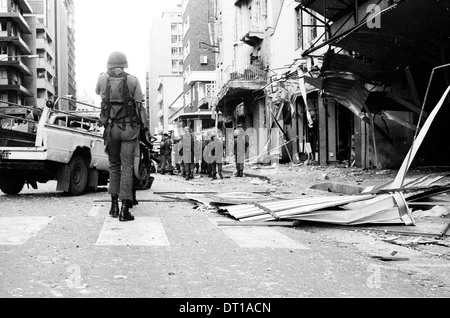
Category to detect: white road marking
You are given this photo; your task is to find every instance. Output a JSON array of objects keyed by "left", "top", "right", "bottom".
[
  {"left": 95, "top": 217, "right": 170, "bottom": 247},
  {"left": 85, "top": 205, "right": 103, "bottom": 217},
  {"left": 0, "top": 217, "right": 54, "bottom": 245},
  {"left": 209, "top": 218, "right": 309, "bottom": 249}
]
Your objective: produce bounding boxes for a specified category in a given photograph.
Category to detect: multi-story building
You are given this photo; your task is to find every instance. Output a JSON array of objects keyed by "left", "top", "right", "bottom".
[
  {"left": 264, "top": 1, "right": 328, "bottom": 165},
  {"left": 171, "top": 0, "right": 217, "bottom": 136},
  {"left": 157, "top": 74, "right": 183, "bottom": 133},
  {"left": 23, "top": 1, "right": 56, "bottom": 110},
  {"left": 0, "top": 0, "right": 35, "bottom": 116},
  {"left": 53, "top": 0, "right": 75, "bottom": 110},
  {"left": 213, "top": 0, "right": 270, "bottom": 162},
  {"left": 148, "top": 6, "right": 183, "bottom": 135},
  {"left": 0, "top": 0, "right": 76, "bottom": 120}
]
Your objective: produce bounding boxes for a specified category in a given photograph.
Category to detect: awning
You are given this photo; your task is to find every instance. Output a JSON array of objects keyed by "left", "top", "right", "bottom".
[
  {"left": 172, "top": 111, "right": 214, "bottom": 122},
  {"left": 303, "top": 76, "right": 323, "bottom": 91},
  {"left": 321, "top": 51, "right": 396, "bottom": 85},
  {"left": 296, "top": 0, "right": 373, "bottom": 22},
  {"left": 301, "top": 0, "right": 450, "bottom": 71},
  {"left": 322, "top": 77, "right": 370, "bottom": 117},
  {"left": 335, "top": 0, "right": 450, "bottom": 69}
]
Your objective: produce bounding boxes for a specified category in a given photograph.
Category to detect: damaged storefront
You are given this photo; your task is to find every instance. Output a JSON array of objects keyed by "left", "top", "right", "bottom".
[
  {"left": 214, "top": 64, "right": 268, "bottom": 162},
  {"left": 295, "top": 0, "right": 450, "bottom": 169}
]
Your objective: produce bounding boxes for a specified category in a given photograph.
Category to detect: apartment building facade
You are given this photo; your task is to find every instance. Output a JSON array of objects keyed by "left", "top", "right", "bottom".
[
  {"left": 148, "top": 7, "right": 183, "bottom": 135},
  {"left": 0, "top": 0, "right": 35, "bottom": 116},
  {"left": 171, "top": 0, "right": 216, "bottom": 136},
  {"left": 23, "top": 0, "right": 56, "bottom": 110},
  {"left": 0, "top": 0, "right": 76, "bottom": 122},
  {"left": 53, "top": 0, "right": 76, "bottom": 110}
]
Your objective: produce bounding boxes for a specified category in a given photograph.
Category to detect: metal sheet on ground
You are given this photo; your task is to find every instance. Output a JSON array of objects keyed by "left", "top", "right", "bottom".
[
  {"left": 210, "top": 219, "right": 308, "bottom": 249},
  {"left": 0, "top": 217, "right": 54, "bottom": 245},
  {"left": 95, "top": 217, "right": 170, "bottom": 247}
]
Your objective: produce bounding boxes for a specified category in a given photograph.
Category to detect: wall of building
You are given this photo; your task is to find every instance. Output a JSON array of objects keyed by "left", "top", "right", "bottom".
[
  {"left": 149, "top": 9, "right": 182, "bottom": 135},
  {"left": 182, "top": 0, "right": 216, "bottom": 112},
  {"left": 160, "top": 75, "right": 183, "bottom": 133}
]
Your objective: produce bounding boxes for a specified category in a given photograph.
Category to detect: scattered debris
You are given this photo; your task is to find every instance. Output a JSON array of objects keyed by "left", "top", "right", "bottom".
[
  {"left": 113, "top": 275, "right": 127, "bottom": 280},
  {"left": 381, "top": 236, "right": 450, "bottom": 247},
  {"left": 413, "top": 206, "right": 450, "bottom": 218},
  {"left": 371, "top": 255, "right": 410, "bottom": 262},
  {"left": 217, "top": 220, "right": 301, "bottom": 227}
]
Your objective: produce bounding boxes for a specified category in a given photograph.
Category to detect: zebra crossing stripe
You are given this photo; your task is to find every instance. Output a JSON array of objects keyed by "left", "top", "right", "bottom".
[
  {"left": 0, "top": 217, "right": 54, "bottom": 245},
  {"left": 85, "top": 205, "right": 103, "bottom": 217},
  {"left": 209, "top": 218, "right": 309, "bottom": 250},
  {"left": 95, "top": 217, "right": 170, "bottom": 247}
]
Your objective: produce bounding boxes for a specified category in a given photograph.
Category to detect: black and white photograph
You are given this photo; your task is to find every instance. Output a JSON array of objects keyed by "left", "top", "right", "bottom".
[{"left": 0, "top": 0, "right": 450, "bottom": 305}]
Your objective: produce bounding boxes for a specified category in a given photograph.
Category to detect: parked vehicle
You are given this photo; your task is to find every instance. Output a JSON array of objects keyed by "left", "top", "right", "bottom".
[{"left": 0, "top": 98, "right": 109, "bottom": 196}]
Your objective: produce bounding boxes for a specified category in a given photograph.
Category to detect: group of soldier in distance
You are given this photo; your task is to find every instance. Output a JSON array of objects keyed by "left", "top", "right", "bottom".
[{"left": 156, "top": 126, "right": 249, "bottom": 182}]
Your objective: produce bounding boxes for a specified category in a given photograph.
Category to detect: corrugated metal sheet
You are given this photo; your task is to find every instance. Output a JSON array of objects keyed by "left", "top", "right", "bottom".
[
  {"left": 322, "top": 77, "right": 369, "bottom": 116},
  {"left": 297, "top": 0, "right": 370, "bottom": 22},
  {"left": 321, "top": 51, "right": 394, "bottom": 84},
  {"left": 335, "top": 0, "right": 450, "bottom": 68}
]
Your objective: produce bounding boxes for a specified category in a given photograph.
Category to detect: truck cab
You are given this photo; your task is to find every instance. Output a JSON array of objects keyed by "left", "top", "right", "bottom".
[{"left": 0, "top": 98, "right": 109, "bottom": 196}]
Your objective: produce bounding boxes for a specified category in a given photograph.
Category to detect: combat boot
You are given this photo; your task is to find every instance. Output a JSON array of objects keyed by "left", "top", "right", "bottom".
[
  {"left": 211, "top": 173, "right": 217, "bottom": 180},
  {"left": 219, "top": 172, "right": 223, "bottom": 179},
  {"left": 132, "top": 190, "right": 138, "bottom": 208},
  {"left": 109, "top": 195, "right": 119, "bottom": 218},
  {"left": 119, "top": 200, "right": 135, "bottom": 222}
]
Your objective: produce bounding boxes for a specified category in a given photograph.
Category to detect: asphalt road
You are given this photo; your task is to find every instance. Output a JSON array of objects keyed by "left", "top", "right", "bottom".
[{"left": 1, "top": 172, "right": 449, "bottom": 301}]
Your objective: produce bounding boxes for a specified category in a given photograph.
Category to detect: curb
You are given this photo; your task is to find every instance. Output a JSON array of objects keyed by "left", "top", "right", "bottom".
[{"left": 222, "top": 166, "right": 272, "bottom": 182}]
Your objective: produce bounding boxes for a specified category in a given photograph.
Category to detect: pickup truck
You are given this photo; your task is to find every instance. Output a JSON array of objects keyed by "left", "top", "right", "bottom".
[{"left": 0, "top": 98, "right": 109, "bottom": 196}]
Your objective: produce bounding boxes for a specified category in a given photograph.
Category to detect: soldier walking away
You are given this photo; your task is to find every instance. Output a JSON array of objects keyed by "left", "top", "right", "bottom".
[
  {"left": 234, "top": 126, "right": 248, "bottom": 177},
  {"left": 208, "top": 131, "right": 223, "bottom": 180},
  {"left": 160, "top": 133, "right": 174, "bottom": 175},
  {"left": 182, "top": 126, "right": 195, "bottom": 181},
  {"left": 194, "top": 133, "right": 202, "bottom": 175},
  {"left": 96, "top": 51, "right": 150, "bottom": 222}
]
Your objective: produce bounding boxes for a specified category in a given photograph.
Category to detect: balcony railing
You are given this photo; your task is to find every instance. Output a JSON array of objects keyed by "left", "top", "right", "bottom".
[{"left": 218, "top": 64, "right": 267, "bottom": 91}]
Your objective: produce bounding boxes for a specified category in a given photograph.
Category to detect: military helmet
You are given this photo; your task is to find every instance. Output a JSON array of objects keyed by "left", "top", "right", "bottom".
[{"left": 107, "top": 51, "right": 128, "bottom": 70}]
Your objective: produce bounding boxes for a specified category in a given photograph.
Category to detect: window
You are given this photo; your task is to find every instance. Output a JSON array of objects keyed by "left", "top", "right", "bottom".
[
  {"left": 295, "top": 6, "right": 303, "bottom": 50},
  {"left": 1, "top": 22, "right": 6, "bottom": 31},
  {"left": 171, "top": 35, "right": 178, "bottom": 43}
]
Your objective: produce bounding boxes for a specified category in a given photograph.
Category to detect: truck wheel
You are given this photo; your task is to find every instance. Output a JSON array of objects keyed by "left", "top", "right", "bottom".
[
  {"left": 0, "top": 179, "right": 25, "bottom": 195},
  {"left": 68, "top": 156, "right": 88, "bottom": 196}
]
